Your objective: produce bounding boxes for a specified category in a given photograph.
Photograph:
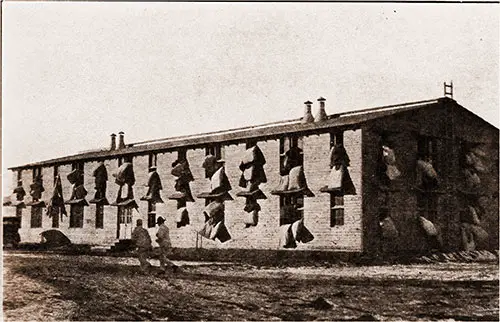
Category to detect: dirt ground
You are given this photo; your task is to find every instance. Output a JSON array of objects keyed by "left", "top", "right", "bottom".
[{"left": 3, "top": 251, "right": 499, "bottom": 321}]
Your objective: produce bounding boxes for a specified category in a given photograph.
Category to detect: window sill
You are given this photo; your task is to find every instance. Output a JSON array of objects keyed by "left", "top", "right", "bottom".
[
  {"left": 236, "top": 189, "right": 267, "bottom": 200},
  {"left": 271, "top": 187, "right": 315, "bottom": 197},
  {"left": 89, "top": 198, "right": 109, "bottom": 205}
]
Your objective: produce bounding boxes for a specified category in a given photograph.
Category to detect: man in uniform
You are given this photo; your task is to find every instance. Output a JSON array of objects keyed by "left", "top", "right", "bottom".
[{"left": 131, "top": 219, "right": 152, "bottom": 273}]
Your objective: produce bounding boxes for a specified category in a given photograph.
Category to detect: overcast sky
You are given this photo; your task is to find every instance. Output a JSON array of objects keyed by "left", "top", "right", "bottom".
[{"left": 2, "top": 2, "right": 499, "bottom": 192}]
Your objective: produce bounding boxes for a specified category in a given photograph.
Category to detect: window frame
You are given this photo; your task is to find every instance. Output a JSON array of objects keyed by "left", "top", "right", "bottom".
[
  {"left": 330, "top": 131, "right": 344, "bottom": 147},
  {"left": 147, "top": 201, "right": 156, "bottom": 228},
  {"left": 33, "top": 167, "right": 42, "bottom": 181},
  {"left": 205, "top": 144, "right": 224, "bottom": 178},
  {"left": 30, "top": 206, "right": 43, "bottom": 228},
  {"left": 148, "top": 153, "right": 158, "bottom": 168},
  {"left": 205, "top": 145, "right": 223, "bottom": 160},
  {"left": 53, "top": 165, "right": 59, "bottom": 184},
  {"left": 72, "top": 162, "right": 84, "bottom": 172},
  {"left": 329, "top": 131, "right": 346, "bottom": 227},
  {"left": 96, "top": 204, "right": 104, "bottom": 229},
  {"left": 178, "top": 148, "right": 187, "bottom": 162},
  {"left": 69, "top": 204, "right": 84, "bottom": 228},
  {"left": 118, "top": 206, "right": 133, "bottom": 224},
  {"left": 16, "top": 208, "right": 22, "bottom": 228},
  {"left": 417, "top": 191, "right": 438, "bottom": 223},
  {"left": 417, "top": 136, "right": 439, "bottom": 169},
  {"left": 330, "top": 193, "right": 345, "bottom": 227},
  {"left": 52, "top": 211, "right": 59, "bottom": 228},
  {"left": 278, "top": 135, "right": 304, "bottom": 226}
]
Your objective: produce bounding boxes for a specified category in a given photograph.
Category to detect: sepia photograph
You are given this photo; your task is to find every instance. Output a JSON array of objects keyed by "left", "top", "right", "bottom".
[{"left": 2, "top": 1, "right": 499, "bottom": 321}]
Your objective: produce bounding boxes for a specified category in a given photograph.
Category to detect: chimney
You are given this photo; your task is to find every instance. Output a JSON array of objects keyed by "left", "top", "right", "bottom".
[
  {"left": 302, "top": 101, "right": 314, "bottom": 123},
  {"left": 118, "top": 132, "right": 125, "bottom": 150},
  {"left": 110, "top": 133, "right": 116, "bottom": 151},
  {"left": 315, "top": 97, "right": 327, "bottom": 122}
]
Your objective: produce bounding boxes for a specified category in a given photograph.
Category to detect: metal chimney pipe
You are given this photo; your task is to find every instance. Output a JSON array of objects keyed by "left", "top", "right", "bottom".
[
  {"left": 118, "top": 132, "right": 125, "bottom": 150},
  {"left": 302, "top": 101, "right": 314, "bottom": 124},
  {"left": 315, "top": 97, "right": 327, "bottom": 122},
  {"left": 110, "top": 133, "right": 116, "bottom": 151}
]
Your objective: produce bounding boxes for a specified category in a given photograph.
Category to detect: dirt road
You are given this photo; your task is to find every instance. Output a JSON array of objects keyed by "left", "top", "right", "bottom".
[{"left": 3, "top": 252, "right": 498, "bottom": 321}]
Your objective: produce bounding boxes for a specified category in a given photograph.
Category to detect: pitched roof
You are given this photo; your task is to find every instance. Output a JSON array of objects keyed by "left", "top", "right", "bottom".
[{"left": 9, "top": 97, "right": 445, "bottom": 170}]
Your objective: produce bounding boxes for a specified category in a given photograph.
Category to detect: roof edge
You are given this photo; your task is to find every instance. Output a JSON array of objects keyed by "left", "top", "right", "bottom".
[{"left": 8, "top": 97, "right": 451, "bottom": 170}]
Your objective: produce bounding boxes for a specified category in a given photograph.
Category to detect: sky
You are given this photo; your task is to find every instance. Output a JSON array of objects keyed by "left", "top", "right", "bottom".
[{"left": 2, "top": 2, "right": 499, "bottom": 193}]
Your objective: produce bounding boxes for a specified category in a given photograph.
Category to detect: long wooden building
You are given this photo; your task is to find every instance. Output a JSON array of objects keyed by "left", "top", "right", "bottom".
[{"left": 5, "top": 96, "right": 499, "bottom": 255}]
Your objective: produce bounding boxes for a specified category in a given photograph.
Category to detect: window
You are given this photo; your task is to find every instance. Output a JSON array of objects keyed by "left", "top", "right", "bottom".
[
  {"left": 52, "top": 212, "right": 59, "bottom": 228},
  {"left": 330, "top": 131, "right": 344, "bottom": 147},
  {"left": 147, "top": 202, "right": 156, "bottom": 228},
  {"left": 16, "top": 208, "right": 22, "bottom": 228},
  {"left": 205, "top": 145, "right": 223, "bottom": 160},
  {"left": 279, "top": 135, "right": 304, "bottom": 173},
  {"left": 417, "top": 136, "right": 438, "bottom": 167},
  {"left": 417, "top": 191, "right": 438, "bottom": 222},
  {"left": 30, "top": 207, "right": 42, "bottom": 228},
  {"left": 330, "top": 194, "right": 345, "bottom": 226},
  {"left": 245, "top": 139, "right": 258, "bottom": 149},
  {"left": 69, "top": 204, "right": 84, "bottom": 228},
  {"left": 330, "top": 131, "right": 345, "bottom": 226},
  {"left": 118, "top": 157, "right": 123, "bottom": 167},
  {"left": 17, "top": 170, "right": 22, "bottom": 182},
  {"left": 279, "top": 135, "right": 304, "bottom": 225},
  {"left": 118, "top": 206, "right": 133, "bottom": 224},
  {"left": 96, "top": 204, "right": 104, "bottom": 229},
  {"left": 178, "top": 148, "right": 187, "bottom": 161},
  {"left": 33, "top": 167, "right": 42, "bottom": 181},
  {"left": 70, "top": 162, "right": 84, "bottom": 186},
  {"left": 148, "top": 153, "right": 157, "bottom": 168},
  {"left": 53, "top": 166, "right": 59, "bottom": 184},
  {"left": 279, "top": 195, "right": 303, "bottom": 226},
  {"left": 205, "top": 145, "right": 224, "bottom": 178},
  {"left": 72, "top": 162, "right": 84, "bottom": 172}
]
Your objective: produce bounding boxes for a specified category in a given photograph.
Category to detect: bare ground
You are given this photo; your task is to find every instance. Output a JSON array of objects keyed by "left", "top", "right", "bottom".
[{"left": 3, "top": 252, "right": 498, "bottom": 321}]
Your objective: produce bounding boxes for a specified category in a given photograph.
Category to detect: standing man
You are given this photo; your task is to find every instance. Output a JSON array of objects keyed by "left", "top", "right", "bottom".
[
  {"left": 131, "top": 219, "right": 152, "bottom": 273},
  {"left": 156, "top": 216, "right": 178, "bottom": 274}
]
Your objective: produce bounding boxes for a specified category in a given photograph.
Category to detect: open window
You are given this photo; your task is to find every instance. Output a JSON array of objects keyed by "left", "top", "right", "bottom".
[
  {"left": 30, "top": 206, "right": 43, "bottom": 228},
  {"left": 417, "top": 191, "right": 438, "bottom": 223},
  {"left": 277, "top": 135, "right": 305, "bottom": 224},
  {"left": 28, "top": 167, "right": 45, "bottom": 207},
  {"left": 48, "top": 165, "right": 66, "bottom": 228},
  {"left": 320, "top": 131, "right": 355, "bottom": 195},
  {"left": 69, "top": 204, "right": 84, "bottom": 228},
  {"left": 148, "top": 153, "right": 158, "bottom": 168},
  {"left": 96, "top": 204, "right": 104, "bottom": 229},
  {"left": 147, "top": 202, "right": 156, "bottom": 228},
  {"left": 416, "top": 136, "right": 439, "bottom": 189},
  {"left": 141, "top": 153, "right": 164, "bottom": 204},
  {"left": 90, "top": 161, "right": 109, "bottom": 205},
  {"left": 204, "top": 145, "right": 224, "bottom": 179},
  {"left": 113, "top": 156, "right": 136, "bottom": 207}
]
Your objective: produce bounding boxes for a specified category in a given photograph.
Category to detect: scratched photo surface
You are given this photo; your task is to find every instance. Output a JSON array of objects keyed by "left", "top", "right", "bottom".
[{"left": 2, "top": 2, "right": 499, "bottom": 321}]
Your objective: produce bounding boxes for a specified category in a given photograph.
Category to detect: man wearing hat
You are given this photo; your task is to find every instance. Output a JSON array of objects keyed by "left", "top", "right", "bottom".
[
  {"left": 156, "top": 216, "right": 177, "bottom": 273},
  {"left": 131, "top": 219, "right": 152, "bottom": 273}
]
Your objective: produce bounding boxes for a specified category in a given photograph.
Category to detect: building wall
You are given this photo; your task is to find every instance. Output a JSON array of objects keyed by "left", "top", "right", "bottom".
[
  {"left": 182, "top": 140, "right": 283, "bottom": 250},
  {"left": 302, "top": 129, "right": 363, "bottom": 251},
  {"left": 15, "top": 131, "right": 364, "bottom": 252},
  {"left": 362, "top": 102, "right": 499, "bottom": 254}
]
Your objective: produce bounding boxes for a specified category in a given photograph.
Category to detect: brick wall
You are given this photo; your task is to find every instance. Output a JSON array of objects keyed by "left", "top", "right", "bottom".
[
  {"left": 362, "top": 103, "right": 499, "bottom": 254},
  {"left": 302, "top": 130, "right": 363, "bottom": 252},
  {"left": 16, "top": 134, "right": 363, "bottom": 252}
]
